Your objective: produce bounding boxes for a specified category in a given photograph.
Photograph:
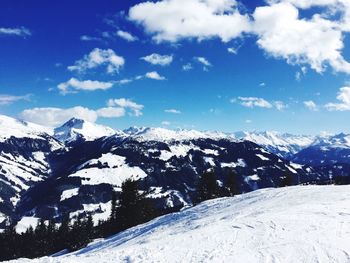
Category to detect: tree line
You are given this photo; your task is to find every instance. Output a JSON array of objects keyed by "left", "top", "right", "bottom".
[{"left": 0, "top": 169, "right": 252, "bottom": 261}]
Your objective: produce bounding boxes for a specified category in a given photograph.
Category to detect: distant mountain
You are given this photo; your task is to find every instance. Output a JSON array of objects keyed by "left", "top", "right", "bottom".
[
  {"left": 292, "top": 133, "right": 350, "bottom": 166},
  {"left": 233, "top": 131, "right": 316, "bottom": 159},
  {"left": 0, "top": 114, "right": 347, "bottom": 231},
  {"left": 0, "top": 115, "right": 62, "bottom": 228},
  {"left": 54, "top": 118, "right": 116, "bottom": 144},
  {"left": 123, "top": 126, "right": 231, "bottom": 142},
  {"left": 16, "top": 134, "right": 323, "bottom": 229}
]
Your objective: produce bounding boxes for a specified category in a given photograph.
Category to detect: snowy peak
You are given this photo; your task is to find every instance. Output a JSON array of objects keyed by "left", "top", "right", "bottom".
[
  {"left": 311, "top": 133, "right": 350, "bottom": 149},
  {"left": 54, "top": 118, "right": 116, "bottom": 143},
  {"left": 0, "top": 114, "right": 53, "bottom": 142},
  {"left": 123, "top": 126, "right": 231, "bottom": 142},
  {"left": 233, "top": 131, "right": 316, "bottom": 158}
]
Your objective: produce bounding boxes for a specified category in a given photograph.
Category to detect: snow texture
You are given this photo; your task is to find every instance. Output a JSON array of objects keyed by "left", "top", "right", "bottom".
[{"left": 13, "top": 185, "right": 350, "bottom": 263}]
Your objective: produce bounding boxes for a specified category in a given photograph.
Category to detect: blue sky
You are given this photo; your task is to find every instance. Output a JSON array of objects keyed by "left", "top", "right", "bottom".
[{"left": 0, "top": 0, "right": 349, "bottom": 134}]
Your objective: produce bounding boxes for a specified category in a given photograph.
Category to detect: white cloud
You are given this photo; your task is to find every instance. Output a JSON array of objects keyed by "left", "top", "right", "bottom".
[
  {"left": 325, "top": 86, "right": 350, "bottom": 111},
  {"left": 96, "top": 107, "right": 125, "bottom": 118},
  {"left": 129, "top": 0, "right": 251, "bottom": 43},
  {"left": 161, "top": 121, "right": 171, "bottom": 126},
  {"left": 245, "top": 119, "right": 252, "bottom": 123},
  {"left": 0, "top": 27, "right": 31, "bottom": 37},
  {"left": 0, "top": 94, "right": 31, "bottom": 105},
  {"left": 274, "top": 101, "right": 287, "bottom": 111},
  {"left": 145, "top": 71, "right": 166, "bottom": 80},
  {"left": 259, "top": 82, "right": 266, "bottom": 87},
  {"left": 20, "top": 98, "right": 144, "bottom": 126},
  {"left": 107, "top": 98, "right": 144, "bottom": 116},
  {"left": 20, "top": 106, "right": 99, "bottom": 126},
  {"left": 116, "top": 79, "right": 133, "bottom": 85},
  {"left": 182, "top": 63, "right": 193, "bottom": 71},
  {"left": 253, "top": 2, "right": 350, "bottom": 74},
  {"left": 236, "top": 97, "right": 273, "bottom": 108},
  {"left": 227, "top": 47, "right": 238, "bottom": 54},
  {"left": 80, "top": 35, "right": 102, "bottom": 42},
  {"left": 116, "top": 30, "right": 138, "bottom": 42},
  {"left": 195, "top": 57, "right": 212, "bottom": 67},
  {"left": 165, "top": 109, "right": 181, "bottom": 114},
  {"left": 141, "top": 53, "right": 173, "bottom": 66},
  {"left": 304, "top": 100, "right": 318, "bottom": 111},
  {"left": 68, "top": 48, "right": 125, "bottom": 74},
  {"left": 57, "top": 78, "right": 113, "bottom": 94}
]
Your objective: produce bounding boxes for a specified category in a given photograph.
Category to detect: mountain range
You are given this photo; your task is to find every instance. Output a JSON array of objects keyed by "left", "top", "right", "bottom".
[{"left": 0, "top": 114, "right": 349, "bottom": 231}]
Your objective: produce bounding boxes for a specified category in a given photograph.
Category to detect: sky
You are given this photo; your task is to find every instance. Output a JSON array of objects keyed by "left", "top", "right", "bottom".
[{"left": 0, "top": 0, "right": 350, "bottom": 134}]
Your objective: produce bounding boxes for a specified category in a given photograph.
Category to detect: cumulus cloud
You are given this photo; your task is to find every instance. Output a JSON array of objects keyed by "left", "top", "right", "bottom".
[
  {"left": 129, "top": 0, "right": 250, "bottom": 43},
  {"left": 235, "top": 97, "right": 273, "bottom": 108},
  {"left": 0, "top": 94, "right": 31, "bottom": 105},
  {"left": 20, "top": 106, "right": 99, "bottom": 126},
  {"left": 182, "top": 63, "right": 193, "bottom": 71},
  {"left": 107, "top": 98, "right": 144, "bottom": 116},
  {"left": 141, "top": 53, "right": 173, "bottom": 66},
  {"left": 128, "top": 0, "right": 350, "bottom": 74},
  {"left": 96, "top": 107, "right": 125, "bottom": 118},
  {"left": 117, "top": 30, "right": 138, "bottom": 42},
  {"left": 20, "top": 98, "right": 144, "bottom": 126},
  {"left": 165, "top": 109, "right": 181, "bottom": 114},
  {"left": 325, "top": 86, "right": 350, "bottom": 111},
  {"left": 57, "top": 78, "right": 113, "bottom": 94},
  {"left": 0, "top": 27, "right": 31, "bottom": 37},
  {"left": 304, "top": 100, "right": 318, "bottom": 111},
  {"left": 274, "top": 101, "right": 287, "bottom": 111},
  {"left": 253, "top": 2, "right": 350, "bottom": 74},
  {"left": 145, "top": 71, "right": 166, "bottom": 80},
  {"left": 68, "top": 48, "right": 125, "bottom": 74}
]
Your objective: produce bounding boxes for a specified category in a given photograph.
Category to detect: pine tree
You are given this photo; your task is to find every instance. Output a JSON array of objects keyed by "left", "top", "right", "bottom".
[
  {"left": 196, "top": 170, "right": 220, "bottom": 203},
  {"left": 226, "top": 170, "right": 239, "bottom": 196},
  {"left": 280, "top": 173, "right": 293, "bottom": 187}
]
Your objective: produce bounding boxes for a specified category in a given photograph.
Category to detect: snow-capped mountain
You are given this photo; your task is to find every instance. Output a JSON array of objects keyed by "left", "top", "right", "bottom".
[
  {"left": 233, "top": 131, "right": 316, "bottom": 158},
  {"left": 15, "top": 185, "right": 350, "bottom": 263},
  {"left": 54, "top": 118, "right": 116, "bottom": 144},
  {"left": 0, "top": 115, "right": 53, "bottom": 142},
  {"left": 16, "top": 134, "right": 323, "bottom": 227},
  {"left": 0, "top": 114, "right": 348, "bottom": 231},
  {"left": 292, "top": 133, "right": 350, "bottom": 166},
  {"left": 0, "top": 115, "right": 63, "bottom": 228},
  {"left": 123, "top": 126, "right": 231, "bottom": 142}
]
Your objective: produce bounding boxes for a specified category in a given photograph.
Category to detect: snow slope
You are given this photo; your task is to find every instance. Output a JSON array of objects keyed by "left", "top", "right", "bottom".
[
  {"left": 15, "top": 185, "right": 350, "bottom": 263},
  {"left": 233, "top": 131, "right": 315, "bottom": 158},
  {"left": 0, "top": 115, "right": 53, "bottom": 142}
]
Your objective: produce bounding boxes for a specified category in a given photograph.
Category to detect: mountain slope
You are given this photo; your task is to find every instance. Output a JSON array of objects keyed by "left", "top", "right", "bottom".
[
  {"left": 15, "top": 135, "right": 324, "bottom": 227},
  {"left": 233, "top": 131, "right": 315, "bottom": 158},
  {"left": 0, "top": 115, "right": 63, "bottom": 228},
  {"left": 15, "top": 185, "right": 350, "bottom": 263},
  {"left": 292, "top": 133, "right": 350, "bottom": 166}
]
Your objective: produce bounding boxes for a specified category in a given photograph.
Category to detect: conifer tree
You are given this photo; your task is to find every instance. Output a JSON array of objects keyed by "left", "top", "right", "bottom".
[{"left": 196, "top": 170, "right": 220, "bottom": 203}]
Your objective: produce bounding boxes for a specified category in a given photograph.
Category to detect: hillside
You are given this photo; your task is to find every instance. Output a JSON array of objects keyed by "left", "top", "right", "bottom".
[{"left": 13, "top": 185, "right": 350, "bottom": 263}]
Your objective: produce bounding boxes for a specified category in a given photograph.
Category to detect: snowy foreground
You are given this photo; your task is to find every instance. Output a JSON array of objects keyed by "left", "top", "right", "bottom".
[{"left": 13, "top": 185, "right": 350, "bottom": 263}]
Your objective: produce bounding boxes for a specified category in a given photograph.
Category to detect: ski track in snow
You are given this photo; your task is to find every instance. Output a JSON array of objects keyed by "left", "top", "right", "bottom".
[{"left": 12, "top": 185, "right": 350, "bottom": 263}]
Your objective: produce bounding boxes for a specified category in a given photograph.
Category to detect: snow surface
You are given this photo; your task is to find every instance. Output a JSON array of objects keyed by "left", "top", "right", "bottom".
[
  {"left": 13, "top": 185, "right": 350, "bottom": 263},
  {"left": 16, "top": 217, "right": 40, "bottom": 234},
  {"left": 69, "top": 153, "right": 147, "bottom": 186},
  {"left": 0, "top": 115, "right": 53, "bottom": 142}
]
